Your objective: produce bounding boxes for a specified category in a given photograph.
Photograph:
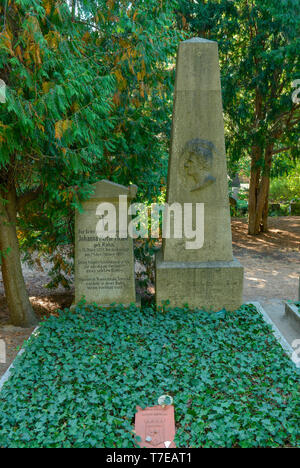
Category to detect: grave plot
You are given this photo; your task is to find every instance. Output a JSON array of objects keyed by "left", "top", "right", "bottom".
[{"left": 0, "top": 303, "right": 299, "bottom": 448}]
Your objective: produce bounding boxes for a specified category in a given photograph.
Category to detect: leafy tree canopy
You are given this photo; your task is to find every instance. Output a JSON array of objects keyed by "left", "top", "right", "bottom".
[
  {"left": 0, "top": 0, "right": 180, "bottom": 324},
  {"left": 177, "top": 0, "right": 300, "bottom": 233}
]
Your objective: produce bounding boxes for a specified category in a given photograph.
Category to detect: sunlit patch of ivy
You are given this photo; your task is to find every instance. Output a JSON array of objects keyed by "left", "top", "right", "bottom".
[{"left": 0, "top": 303, "right": 299, "bottom": 448}]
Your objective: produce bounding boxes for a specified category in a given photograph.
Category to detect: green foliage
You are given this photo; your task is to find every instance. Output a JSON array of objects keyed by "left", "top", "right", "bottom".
[
  {"left": 0, "top": 303, "right": 299, "bottom": 448},
  {"left": 0, "top": 247, "right": 11, "bottom": 265},
  {"left": 178, "top": 0, "right": 300, "bottom": 161},
  {"left": 269, "top": 163, "right": 300, "bottom": 202},
  {"left": 268, "top": 203, "right": 289, "bottom": 217},
  {"left": 0, "top": 0, "right": 115, "bottom": 288},
  {"left": 0, "top": 1, "right": 115, "bottom": 173},
  {"left": 82, "top": 0, "right": 180, "bottom": 200},
  {"left": 231, "top": 198, "right": 248, "bottom": 217},
  {"left": 177, "top": 0, "right": 300, "bottom": 223},
  {"left": 0, "top": 0, "right": 181, "bottom": 290},
  {"left": 271, "top": 152, "right": 298, "bottom": 178}
]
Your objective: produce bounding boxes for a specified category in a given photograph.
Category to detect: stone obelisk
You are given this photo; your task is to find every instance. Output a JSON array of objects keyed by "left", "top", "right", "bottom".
[{"left": 155, "top": 38, "right": 243, "bottom": 311}]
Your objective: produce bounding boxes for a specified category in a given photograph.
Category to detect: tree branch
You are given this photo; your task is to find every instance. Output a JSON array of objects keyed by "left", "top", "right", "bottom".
[{"left": 271, "top": 147, "right": 291, "bottom": 155}]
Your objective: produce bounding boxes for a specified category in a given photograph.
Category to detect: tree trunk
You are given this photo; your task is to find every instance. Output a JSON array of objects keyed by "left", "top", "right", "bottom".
[
  {"left": 261, "top": 179, "right": 270, "bottom": 232},
  {"left": 248, "top": 147, "right": 261, "bottom": 235},
  {"left": 0, "top": 185, "right": 38, "bottom": 327},
  {"left": 248, "top": 146, "right": 273, "bottom": 235}
]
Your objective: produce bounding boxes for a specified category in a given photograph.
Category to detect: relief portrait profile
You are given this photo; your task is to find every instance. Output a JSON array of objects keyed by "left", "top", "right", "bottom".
[{"left": 181, "top": 138, "right": 216, "bottom": 192}]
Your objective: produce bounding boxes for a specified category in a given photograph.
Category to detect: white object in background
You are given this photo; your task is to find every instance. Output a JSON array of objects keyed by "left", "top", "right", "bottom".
[
  {"left": 158, "top": 395, "right": 174, "bottom": 406},
  {"left": 0, "top": 339, "right": 6, "bottom": 363},
  {"left": 0, "top": 79, "right": 6, "bottom": 103}
]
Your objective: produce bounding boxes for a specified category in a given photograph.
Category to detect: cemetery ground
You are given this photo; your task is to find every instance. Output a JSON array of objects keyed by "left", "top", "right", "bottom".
[
  {"left": 0, "top": 303, "right": 299, "bottom": 448},
  {"left": 0, "top": 216, "right": 299, "bottom": 447}
]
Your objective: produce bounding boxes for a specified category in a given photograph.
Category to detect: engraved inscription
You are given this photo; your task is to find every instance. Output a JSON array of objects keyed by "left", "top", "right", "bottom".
[
  {"left": 74, "top": 180, "right": 137, "bottom": 306},
  {"left": 76, "top": 228, "right": 133, "bottom": 303},
  {"left": 135, "top": 406, "right": 176, "bottom": 448},
  {"left": 145, "top": 419, "right": 165, "bottom": 446}
]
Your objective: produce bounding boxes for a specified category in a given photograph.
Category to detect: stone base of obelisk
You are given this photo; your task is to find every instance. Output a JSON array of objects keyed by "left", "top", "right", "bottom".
[{"left": 155, "top": 250, "right": 243, "bottom": 311}]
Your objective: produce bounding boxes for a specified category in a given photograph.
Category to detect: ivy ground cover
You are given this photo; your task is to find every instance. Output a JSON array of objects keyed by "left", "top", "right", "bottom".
[{"left": 0, "top": 304, "right": 299, "bottom": 448}]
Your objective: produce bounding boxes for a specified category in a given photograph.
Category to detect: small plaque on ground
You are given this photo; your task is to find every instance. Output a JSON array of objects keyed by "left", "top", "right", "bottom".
[{"left": 134, "top": 405, "right": 176, "bottom": 448}]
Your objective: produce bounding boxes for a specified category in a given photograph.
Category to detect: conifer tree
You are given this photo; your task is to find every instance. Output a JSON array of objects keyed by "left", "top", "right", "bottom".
[{"left": 0, "top": 0, "right": 178, "bottom": 325}]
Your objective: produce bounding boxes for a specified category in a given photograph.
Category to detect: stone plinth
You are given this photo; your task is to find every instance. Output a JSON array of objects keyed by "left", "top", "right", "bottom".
[{"left": 156, "top": 251, "right": 243, "bottom": 311}]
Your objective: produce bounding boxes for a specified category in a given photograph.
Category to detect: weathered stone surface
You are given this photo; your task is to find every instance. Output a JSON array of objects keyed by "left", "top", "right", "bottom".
[
  {"left": 232, "top": 174, "right": 240, "bottom": 188},
  {"left": 0, "top": 339, "right": 5, "bottom": 364},
  {"left": 0, "top": 79, "right": 6, "bottom": 103},
  {"left": 156, "top": 251, "right": 243, "bottom": 311},
  {"left": 285, "top": 302, "right": 300, "bottom": 332},
  {"left": 164, "top": 38, "right": 232, "bottom": 263},
  {"left": 135, "top": 405, "right": 176, "bottom": 448},
  {"left": 156, "top": 38, "right": 243, "bottom": 311},
  {"left": 75, "top": 180, "right": 138, "bottom": 306}
]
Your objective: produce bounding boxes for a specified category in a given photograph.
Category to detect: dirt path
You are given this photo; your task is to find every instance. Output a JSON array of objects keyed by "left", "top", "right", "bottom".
[
  {"left": 0, "top": 216, "right": 299, "bottom": 379},
  {"left": 232, "top": 217, "right": 300, "bottom": 302}
]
